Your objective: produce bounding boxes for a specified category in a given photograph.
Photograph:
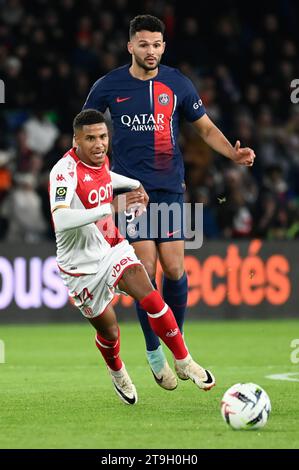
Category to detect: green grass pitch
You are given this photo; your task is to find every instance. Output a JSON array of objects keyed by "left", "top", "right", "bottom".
[{"left": 0, "top": 320, "right": 298, "bottom": 449}]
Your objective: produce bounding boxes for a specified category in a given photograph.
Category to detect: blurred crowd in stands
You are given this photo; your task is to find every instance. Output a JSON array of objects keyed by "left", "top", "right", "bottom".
[{"left": 0, "top": 0, "right": 299, "bottom": 242}]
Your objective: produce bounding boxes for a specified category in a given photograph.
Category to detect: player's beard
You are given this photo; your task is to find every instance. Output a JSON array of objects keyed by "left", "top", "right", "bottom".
[{"left": 135, "top": 54, "right": 161, "bottom": 71}]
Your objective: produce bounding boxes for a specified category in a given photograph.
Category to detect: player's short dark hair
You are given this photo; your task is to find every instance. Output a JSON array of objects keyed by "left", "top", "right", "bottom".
[
  {"left": 73, "top": 109, "right": 106, "bottom": 131},
  {"left": 129, "top": 15, "right": 165, "bottom": 39}
]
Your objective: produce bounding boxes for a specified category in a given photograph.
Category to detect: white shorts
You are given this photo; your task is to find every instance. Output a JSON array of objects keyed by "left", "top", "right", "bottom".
[{"left": 60, "top": 240, "right": 141, "bottom": 318}]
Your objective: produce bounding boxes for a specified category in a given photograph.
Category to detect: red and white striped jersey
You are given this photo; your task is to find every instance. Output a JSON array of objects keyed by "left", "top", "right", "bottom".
[{"left": 49, "top": 148, "right": 129, "bottom": 275}]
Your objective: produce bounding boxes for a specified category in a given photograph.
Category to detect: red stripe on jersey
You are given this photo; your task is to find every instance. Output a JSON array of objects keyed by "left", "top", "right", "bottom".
[
  {"left": 95, "top": 218, "right": 124, "bottom": 247},
  {"left": 153, "top": 82, "right": 174, "bottom": 169}
]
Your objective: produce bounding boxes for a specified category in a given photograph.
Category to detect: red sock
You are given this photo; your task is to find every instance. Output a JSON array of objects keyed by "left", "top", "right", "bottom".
[
  {"left": 95, "top": 327, "right": 122, "bottom": 371},
  {"left": 140, "top": 290, "right": 188, "bottom": 360}
]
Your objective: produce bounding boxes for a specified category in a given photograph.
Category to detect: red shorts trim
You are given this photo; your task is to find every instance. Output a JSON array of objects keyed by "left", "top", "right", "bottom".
[
  {"left": 112, "top": 262, "right": 142, "bottom": 288},
  {"left": 58, "top": 264, "right": 86, "bottom": 277}
]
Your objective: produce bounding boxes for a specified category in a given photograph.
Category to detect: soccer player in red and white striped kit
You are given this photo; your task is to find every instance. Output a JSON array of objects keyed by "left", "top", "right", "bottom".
[{"left": 49, "top": 109, "right": 215, "bottom": 404}]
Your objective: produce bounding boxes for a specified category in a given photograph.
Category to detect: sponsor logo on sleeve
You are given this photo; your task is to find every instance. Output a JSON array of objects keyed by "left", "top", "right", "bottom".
[
  {"left": 193, "top": 99, "right": 203, "bottom": 110},
  {"left": 55, "top": 187, "right": 67, "bottom": 201}
]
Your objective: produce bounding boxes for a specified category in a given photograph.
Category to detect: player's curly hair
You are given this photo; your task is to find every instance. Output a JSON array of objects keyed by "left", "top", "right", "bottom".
[
  {"left": 73, "top": 109, "right": 106, "bottom": 131},
  {"left": 129, "top": 14, "right": 165, "bottom": 39}
]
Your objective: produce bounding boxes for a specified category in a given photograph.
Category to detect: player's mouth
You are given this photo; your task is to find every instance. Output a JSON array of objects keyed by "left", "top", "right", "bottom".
[
  {"left": 92, "top": 151, "right": 105, "bottom": 160},
  {"left": 145, "top": 57, "right": 157, "bottom": 64}
]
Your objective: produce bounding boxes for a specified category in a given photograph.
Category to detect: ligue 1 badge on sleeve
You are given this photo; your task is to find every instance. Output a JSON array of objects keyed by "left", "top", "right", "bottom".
[{"left": 55, "top": 187, "right": 67, "bottom": 201}]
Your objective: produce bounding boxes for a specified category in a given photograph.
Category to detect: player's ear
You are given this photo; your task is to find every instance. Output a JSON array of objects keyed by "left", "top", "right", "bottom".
[
  {"left": 162, "top": 41, "right": 166, "bottom": 53},
  {"left": 127, "top": 41, "right": 133, "bottom": 55}
]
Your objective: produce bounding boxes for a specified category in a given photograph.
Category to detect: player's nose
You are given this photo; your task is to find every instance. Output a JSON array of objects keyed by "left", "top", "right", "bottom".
[
  {"left": 147, "top": 45, "right": 155, "bottom": 54},
  {"left": 95, "top": 138, "right": 105, "bottom": 148}
]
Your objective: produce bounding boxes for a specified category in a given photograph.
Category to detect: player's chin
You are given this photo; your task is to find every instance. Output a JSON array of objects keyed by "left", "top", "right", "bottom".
[
  {"left": 91, "top": 155, "right": 105, "bottom": 166},
  {"left": 144, "top": 60, "right": 158, "bottom": 69}
]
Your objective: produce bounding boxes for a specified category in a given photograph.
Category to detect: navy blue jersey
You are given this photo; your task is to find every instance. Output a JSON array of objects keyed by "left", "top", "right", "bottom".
[{"left": 83, "top": 64, "right": 206, "bottom": 193}]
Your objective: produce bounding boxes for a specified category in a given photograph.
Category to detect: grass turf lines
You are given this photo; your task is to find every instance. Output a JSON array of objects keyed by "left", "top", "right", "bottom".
[{"left": 0, "top": 320, "right": 298, "bottom": 449}]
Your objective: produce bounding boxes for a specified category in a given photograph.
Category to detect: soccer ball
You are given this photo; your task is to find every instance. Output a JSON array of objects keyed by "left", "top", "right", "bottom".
[{"left": 221, "top": 383, "right": 271, "bottom": 430}]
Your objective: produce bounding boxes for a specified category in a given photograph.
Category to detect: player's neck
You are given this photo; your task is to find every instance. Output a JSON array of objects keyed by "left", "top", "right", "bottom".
[{"left": 129, "top": 63, "right": 159, "bottom": 81}]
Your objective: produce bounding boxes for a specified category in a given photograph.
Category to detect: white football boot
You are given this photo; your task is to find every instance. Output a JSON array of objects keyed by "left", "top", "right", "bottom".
[
  {"left": 151, "top": 360, "right": 178, "bottom": 390},
  {"left": 174, "top": 354, "right": 216, "bottom": 391},
  {"left": 108, "top": 363, "right": 138, "bottom": 405},
  {"left": 147, "top": 346, "right": 177, "bottom": 390}
]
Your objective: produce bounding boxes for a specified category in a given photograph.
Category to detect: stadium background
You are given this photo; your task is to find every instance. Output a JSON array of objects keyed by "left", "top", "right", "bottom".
[{"left": 0, "top": 0, "right": 299, "bottom": 452}]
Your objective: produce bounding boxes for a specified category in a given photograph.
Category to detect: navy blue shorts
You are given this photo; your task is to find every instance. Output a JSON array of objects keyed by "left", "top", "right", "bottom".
[{"left": 119, "top": 190, "right": 185, "bottom": 245}]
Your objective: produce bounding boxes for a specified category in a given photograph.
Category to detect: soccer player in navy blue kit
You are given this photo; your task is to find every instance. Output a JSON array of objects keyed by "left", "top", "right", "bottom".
[{"left": 83, "top": 15, "right": 255, "bottom": 390}]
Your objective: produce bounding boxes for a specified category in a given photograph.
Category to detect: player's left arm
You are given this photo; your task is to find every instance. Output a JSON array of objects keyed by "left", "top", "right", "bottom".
[
  {"left": 192, "top": 114, "right": 256, "bottom": 167},
  {"left": 110, "top": 172, "right": 149, "bottom": 207},
  {"left": 179, "top": 71, "right": 255, "bottom": 167}
]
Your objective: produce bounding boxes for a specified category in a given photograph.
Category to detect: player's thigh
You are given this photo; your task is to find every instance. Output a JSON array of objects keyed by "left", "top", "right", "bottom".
[
  {"left": 158, "top": 240, "right": 185, "bottom": 280},
  {"left": 131, "top": 240, "right": 158, "bottom": 280},
  {"left": 117, "top": 264, "right": 154, "bottom": 301},
  {"left": 88, "top": 303, "right": 119, "bottom": 340}
]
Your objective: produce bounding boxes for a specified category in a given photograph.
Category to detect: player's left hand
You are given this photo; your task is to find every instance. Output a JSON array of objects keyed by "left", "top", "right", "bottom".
[
  {"left": 137, "top": 184, "right": 149, "bottom": 208},
  {"left": 126, "top": 186, "right": 148, "bottom": 218},
  {"left": 232, "top": 140, "right": 256, "bottom": 167}
]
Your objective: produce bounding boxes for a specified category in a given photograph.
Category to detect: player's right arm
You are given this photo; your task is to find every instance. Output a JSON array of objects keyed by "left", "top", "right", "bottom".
[
  {"left": 52, "top": 205, "right": 112, "bottom": 232},
  {"left": 49, "top": 158, "right": 112, "bottom": 232}
]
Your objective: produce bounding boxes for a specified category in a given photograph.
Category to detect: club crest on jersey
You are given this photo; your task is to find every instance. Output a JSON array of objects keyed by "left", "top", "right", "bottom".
[
  {"left": 55, "top": 187, "right": 67, "bottom": 201},
  {"left": 158, "top": 93, "right": 170, "bottom": 105}
]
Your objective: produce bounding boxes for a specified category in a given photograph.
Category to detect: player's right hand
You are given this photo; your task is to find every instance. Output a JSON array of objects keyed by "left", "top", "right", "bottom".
[{"left": 111, "top": 190, "right": 145, "bottom": 213}]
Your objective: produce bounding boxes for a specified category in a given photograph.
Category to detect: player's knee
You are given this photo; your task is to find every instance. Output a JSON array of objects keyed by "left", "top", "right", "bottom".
[
  {"left": 100, "top": 324, "right": 119, "bottom": 342},
  {"left": 163, "top": 264, "right": 184, "bottom": 281}
]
